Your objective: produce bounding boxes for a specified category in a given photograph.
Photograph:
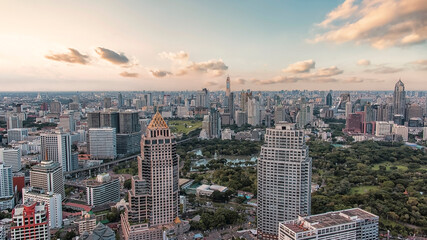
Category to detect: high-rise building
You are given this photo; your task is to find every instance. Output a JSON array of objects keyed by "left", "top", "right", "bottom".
[
  {"left": 257, "top": 123, "right": 312, "bottom": 239},
  {"left": 121, "top": 112, "right": 180, "bottom": 240},
  {"left": 338, "top": 93, "right": 350, "bottom": 110},
  {"left": 247, "top": 97, "right": 260, "bottom": 126},
  {"left": 407, "top": 103, "right": 423, "bottom": 119},
  {"left": 50, "top": 101, "right": 62, "bottom": 113},
  {"left": 375, "top": 121, "right": 393, "bottom": 137},
  {"left": 326, "top": 92, "right": 332, "bottom": 107},
  {"left": 119, "top": 111, "right": 140, "bottom": 134},
  {"left": 99, "top": 111, "right": 120, "bottom": 131},
  {"left": 40, "top": 131, "right": 72, "bottom": 172},
  {"left": 196, "top": 88, "right": 209, "bottom": 108},
  {"left": 226, "top": 75, "right": 231, "bottom": 97},
  {"left": 118, "top": 92, "right": 123, "bottom": 108},
  {"left": 30, "top": 160, "right": 65, "bottom": 200},
  {"left": 0, "top": 164, "right": 14, "bottom": 210},
  {"left": 7, "top": 128, "right": 28, "bottom": 142},
  {"left": 7, "top": 114, "right": 23, "bottom": 130},
  {"left": 103, "top": 97, "right": 112, "bottom": 109},
  {"left": 344, "top": 113, "right": 364, "bottom": 134},
  {"left": 200, "top": 109, "right": 222, "bottom": 139},
  {"left": 11, "top": 202, "right": 50, "bottom": 240},
  {"left": 278, "top": 208, "right": 378, "bottom": 240},
  {"left": 0, "top": 148, "right": 22, "bottom": 172},
  {"left": 345, "top": 101, "right": 352, "bottom": 118},
  {"left": 22, "top": 187, "right": 63, "bottom": 228},
  {"left": 143, "top": 93, "right": 153, "bottom": 107},
  {"left": 393, "top": 79, "right": 406, "bottom": 116},
  {"left": 228, "top": 92, "right": 235, "bottom": 123},
  {"left": 86, "top": 173, "right": 120, "bottom": 206},
  {"left": 89, "top": 128, "right": 117, "bottom": 160},
  {"left": 235, "top": 110, "right": 248, "bottom": 127},
  {"left": 87, "top": 112, "right": 101, "bottom": 129}
]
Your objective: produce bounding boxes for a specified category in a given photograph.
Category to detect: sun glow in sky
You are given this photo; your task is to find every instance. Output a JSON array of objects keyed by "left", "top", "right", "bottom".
[{"left": 1, "top": 0, "right": 426, "bottom": 91}]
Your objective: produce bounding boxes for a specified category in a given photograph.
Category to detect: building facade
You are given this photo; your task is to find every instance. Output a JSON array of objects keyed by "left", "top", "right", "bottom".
[
  {"left": 0, "top": 148, "right": 21, "bottom": 172},
  {"left": 30, "top": 160, "right": 65, "bottom": 201},
  {"left": 22, "top": 187, "right": 62, "bottom": 228},
  {"left": 393, "top": 79, "right": 406, "bottom": 117},
  {"left": 11, "top": 202, "right": 50, "bottom": 240},
  {"left": 257, "top": 123, "right": 312, "bottom": 240},
  {"left": 86, "top": 173, "right": 120, "bottom": 206},
  {"left": 40, "top": 131, "right": 72, "bottom": 172},
  {"left": 89, "top": 128, "right": 117, "bottom": 160},
  {"left": 0, "top": 164, "right": 14, "bottom": 210}
]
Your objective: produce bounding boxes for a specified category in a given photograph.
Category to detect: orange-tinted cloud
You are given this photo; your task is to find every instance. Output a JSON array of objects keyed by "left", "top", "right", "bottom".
[
  {"left": 95, "top": 47, "right": 130, "bottom": 66},
  {"left": 120, "top": 71, "right": 139, "bottom": 78},
  {"left": 149, "top": 69, "right": 172, "bottom": 78},
  {"left": 282, "top": 59, "right": 315, "bottom": 73},
  {"left": 45, "top": 48, "right": 89, "bottom": 64}
]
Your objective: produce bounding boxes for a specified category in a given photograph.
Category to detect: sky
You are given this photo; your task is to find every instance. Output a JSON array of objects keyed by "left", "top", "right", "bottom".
[{"left": 0, "top": 0, "right": 426, "bottom": 91}]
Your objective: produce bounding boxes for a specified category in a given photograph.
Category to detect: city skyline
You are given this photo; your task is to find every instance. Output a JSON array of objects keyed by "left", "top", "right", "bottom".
[{"left": 1, "top": 0, "right": 426, "bottom": 91}]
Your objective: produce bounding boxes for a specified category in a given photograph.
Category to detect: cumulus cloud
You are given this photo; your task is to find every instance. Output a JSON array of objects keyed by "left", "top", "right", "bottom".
[
  {"left": 95, "top": 47, "right": 130, "bottom": 66},
  {"left": 409, "top": 59, "right": 427, "bottom": 70},
  {"left": 282, "top": 59, "right": 315, "bottom": 73},
  {"left": 120, "top": 71, "right": 139, "bottom": 78},
  {"left": 312, "top": 0, "right": 427, "bottom": 48},
  {"left": 365, "top": 66, "right": 404, "bottom": 74},
  {"left": 185, "top": 59, "right": 228, "bottom": 76},
  {"left": 45, "top": 48, "right": 89, "bottom": 64},
  {"left": 313, "top": 66, "right": 343, "bottom": 77},
  {"left": 149, "top": 69, "right": 172, "bottom": 78},
  {"left": 234, "top": 78, "right": 246, "bottom": 84},
  {"left": 357, "top": 59, "right": 371, "bottom": 66},
  {"left": 344, "top": 77, "right": 365, "bottom": 83},
  {"left": 159, "top": 51, "right": 189, "bottom": 63}
]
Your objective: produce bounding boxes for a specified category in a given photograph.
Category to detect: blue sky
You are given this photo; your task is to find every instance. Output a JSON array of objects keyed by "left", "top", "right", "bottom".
[{"left": 0, "top": 0, "right": 426, "bottom": 91}]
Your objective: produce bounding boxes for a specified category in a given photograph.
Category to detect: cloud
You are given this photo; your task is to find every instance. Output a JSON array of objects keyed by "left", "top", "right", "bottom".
[
  {"left": 45, "top": 48, "right": 89, "bottom": 64},
  {"left": 312, "top": 0, "right": 427, "bottom": 48},
  {"left": 205, "top": 81, "right": 218, "bottom": 87},
  {"left": 364, "top": 66, "right": 404, "bottom": 74},
  {"left": 234, "top": 78, "right": 246, "bottom": 84},
  {"left": 185, "top": 59, "right": 228, "bottom": 76},
  {"left": 409, "top": 59, "right": 427, "bottom": 70},
  {"left": 344, "top": 77, "right": 365, "bottom": 83},
  {"left": 357, "top": 59, "right": 371, "bottom": 66},
  {"left": 282, "top": 59, "right": 315, "bottom": 73},
  {"left": 149, "top": 69, "right": 172, "bottom": 78},
  {"left": 159, "top": 51, "right": 189, "bottom": 62},
  {"left": 312, "top": 66, "right": 343, "bottom": 77},
  {"left": 95, "top": 47, "right": 130, "bottom": 66},
  {"left": 120, "top": 71, "right": 139, "bottom": 78}
]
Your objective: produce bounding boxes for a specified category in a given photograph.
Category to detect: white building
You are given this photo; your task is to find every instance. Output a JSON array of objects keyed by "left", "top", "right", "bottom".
[
  {"left": 257, "top": 123, "right": 312, "bottom": 240},
  {"left": 22, "top": 187, "right": 63, "bottom": 228},
  {"left": 221, "top": 128, "right": 233, "bottom": 140},
  {"left": 196, "top": 184, "right": 228, "bottom": 197},
  {"left": 248, "top": 98, "right": 261, "bottom": 126},
  {"left": 345, "top": 101, "right": 352, "bottom": 118},
  {"left": 392, "top": 124, "right": 409, "bottom": 141},
  {"left": 278, "top": 208, "right": 378, "bottom": 240},
  {"left": 89, "top": 128, "right": 117, "bottom": 160},
  {"left": 41, "top": 131, "right": 72, "bottom": 172},
  {"left": 423, "top": 127, "right": 427, "bottom": 141},
  {"left": 11, "top": 202, "right": 50, "bottom": 240},
  {"left": 7, "top": 128, "right": 28, "bottom": 142},
  {"left": 0, "top": 164, "right": 14, "bottom": 210},
  {"left": 86, "top": 173, "right": 120, "bottom": 206},
  {"left": 0, "top": 148, "right": 21, "bottom": 172},
  {"left": 375, "top": 121, "right": 392, "bottom": 137}
]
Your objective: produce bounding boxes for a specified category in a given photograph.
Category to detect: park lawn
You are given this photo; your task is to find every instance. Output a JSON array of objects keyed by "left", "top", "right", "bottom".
[
  {"left": 350, "top": 186, "right": 379, "bottom": 194},
  {"left": 168, "top": 120, "right": 202, "bottom": 134},
  {"left": 371, "top": 162, "right": 408, "bottom": 171}
]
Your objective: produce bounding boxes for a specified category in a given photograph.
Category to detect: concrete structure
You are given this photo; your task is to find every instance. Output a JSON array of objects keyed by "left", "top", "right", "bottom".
[
  {"left": 393, "top": 79, "right": 406, "bottom": 117},
  {"left": 80, "top": 222, "right": 115, "bottom": 240},
  {"left": 121, "top": 112, "right": 184, "bottom": 240},
  {"left": 50, "top": 101, "right": 62, "bottom": 113},
  {"left": 7, "top": 128, "right": 28, "bottom": 142},
  {"left": 41, "top": 131, "right": 72, "bottom": 172},
  {"left": 235, "top": 110, "right": 248, "bottom": 127},
  {"left": 375, "top": 121, "right": 392, "bottom": 137},
  {"left": 89, "top": 128, "right": 117, "bottom": 160},
  {"left": 196, "top": 184, "right": 228, "bottom": 197},
  {"left": 75, "top": 212, "right": 97, "bottom": 235},
  {"left": 0, "top": 148, "right": 21, "bottom": 172},
  {"left": 248, "top": 97, "right": 261, "bottom": 126},
  {"left": 200, "top": 109, "right": 221, "bottom": 139},
  {"left": 22, "top": 187, "right": 62, "bottom": 228},
  {"left": 345, "top": 101, "right": 352, "bottom": 117},
  {"left": 221, "top": 128, "right": 233, "bottom": 140},
  {"left": 392, "top": 124, "right": 409, "bottom": 141},
  {"left": 196, "top": 88, "right": 209, "bottom": 108},
  {"left": 278, "top": 208, "right": 378, "bottom": 240},
  {"left": 119, "top": 111, "right": 140, "bottom": 134},
  {"left": 11, "top": 201, "right": 50, "bottom": 240},
  {"left": 86, "top": 173, "right": 120, "bottom": 206},
  {"left": 257, "top": 123, "right": 312, "bottom": 240},
  {"left": 116, "top": 132, "right": 141, "bottom": 155},
  {"left": 30, "top": 160, "right": 65, "bottom": 201},
  {"left": 0, "top": 164, "right": 14, "bottom": 210}
]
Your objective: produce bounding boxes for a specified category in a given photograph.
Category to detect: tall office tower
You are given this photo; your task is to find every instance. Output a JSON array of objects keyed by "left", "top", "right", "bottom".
[
  {"left": 257, "top": 123, "right": 312, "bottom": 240},
  {"left": 296, "top": 102, "right": 314, "bottom": 129},
  {"left": 69, "top": 111, "right": 76, "bottom": 132},
  {"left": 0, "top": 164, "right": 14, "bottom": 210},
  {"left": 87, "top": 111, "right": 101, "bottom": 128},
  {"left": 240, "top": 90, "right": 251, "bottom": 112},
  {"left": 30, "top": 160, "right": 65, "bottom": 200},
  {"left": 69, "top": 102, "right": 80, "bottom": 111},
  {"left": 338, "top": 93, "right": 350, "bottom": 110},
  {"left": 196, "top": 88, "right": 210, "bottom": 108},
  {"left": 118, "top": 92, "right": 123, "bottom": 108},
  {"left": 121, "top": 112, "right": 180, "bottom": 240},
  {"left": 11, "top": 202, "right": 50, "bottom": 240},
  {"left": 40, "top": 102, "right": 49, "bottom": 111},
  {"left": 41, "top": 131, "right": 72, "bottom": 172},
  {"left": 100, "top": 111, "right": 120, "bottom": 131},
  {"left": 228, "top": 92, "right": 235, "bottom": 122},
  {"left": 143, "top": 93, "right": 153, "bottom": 106},
  {"left": 345, "top": 101, "right": 352, "bottom": 118},
  {"left": 407, "top": 103, "right": 423, "bottom": 119},
  {"left": 364, "top": 102, "right": 375, "bottom": 122},
  {"left": 235, "top": 110, "right": 248, "bottom": 127},
  {"left": 0, "top": 148, "right": 22, "bottom": 172},
  {"left": 119, "top": 111, "right": 140, "bottom": 134},
  {"left": 103, "top": 97, "right": 112, "bottom": 109},
  {"left": 278, "top": 208, "right": 378, "bottom": 240},
  {"left": 7, "top": 114, "right": 23, "bottom": 129},
  {"left": 89, "top": 128, "right": 117, "bottom": 160},
  {"left": 393, "top": 79, "right": 406, "bottom": 116},
  {"left": 326, "top": 92, "right": 332, "bottom": 107},
  {"left": 7, "top": 128, "right": 29, "bottom": 142},
  {"left": 201, "top": 109, "right": 222, "bottom": 139},
  {"left": 247, "top": 97, "right": 261, "bottom": 126},
  {"left": 50, "top": 101, "right": 62, "bottom": 113},
  {"left": 22, "top": 187, "right": 63, "bottom": 228},
  {"left": 226, "top": 75, "right": 231, "bottom": 97}
]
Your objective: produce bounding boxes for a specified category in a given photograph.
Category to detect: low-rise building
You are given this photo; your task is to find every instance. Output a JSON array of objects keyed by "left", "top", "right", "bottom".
[
  {"left": 86, "top": 173, "right": 120, "bottom": 206},
  {"left": 196, "top": 184, "right": 228, "bottom": 197},
  {"left": 75, "top": 212, "right": 97, "bottom": 235}
]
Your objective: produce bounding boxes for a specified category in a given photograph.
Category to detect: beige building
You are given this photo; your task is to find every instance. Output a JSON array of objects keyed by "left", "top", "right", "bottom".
[{"left": 30, "top": 160, "right": 65, "bottom": 201}]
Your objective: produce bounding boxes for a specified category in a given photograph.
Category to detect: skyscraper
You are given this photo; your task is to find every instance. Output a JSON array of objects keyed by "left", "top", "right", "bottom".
[
  {"left": 103, "top": 97, "right": 112, "bottom": 109},
  {"left": 50, "top": 101, "right": 62, "bottom": 113},
  {"left": 226, "top": 75, "right": 231, "bottom": 97},
  {"left": 30, "top": 160, "right": 65, "bottom": 200},
  {"left": 0, "top": 164, "right": 14, "bottom": 210},
  {"left": 196, "top": 88, "right": 209, "bottom": 108},
  {"left": 0, "top": 148, "right": 22, "bottom": 172},
  {"left": 89, "top": 128, "right": 117, "bottom": 160},
  {"left": 257, "top": 123, "right": 312, "bottom": 239},
  {"left": 247, "top": 97, "right": 260, "bottom": 126},
  {"left": 393, "top": 79, "right": 406, "bottom": 116},
  {"left": 121, "top": 112, "right": 180, "bottom": 240},
  {"left": 326, "top": 91, "right": 332, "bottom": 107},
  {"left": 11, "top": 202, "right": 50, "bottom": 240},
  {"left": 41, "top": 131, "right": 72, "bottom": 172},
  {"left": 118, "top": 92, "right": 123, "bottom": 108}
]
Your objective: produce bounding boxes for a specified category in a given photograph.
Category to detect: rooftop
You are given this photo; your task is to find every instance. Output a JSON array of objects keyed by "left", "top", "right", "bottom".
[{"left": 147, "top": 112, "right": 168, "bottom": 130}]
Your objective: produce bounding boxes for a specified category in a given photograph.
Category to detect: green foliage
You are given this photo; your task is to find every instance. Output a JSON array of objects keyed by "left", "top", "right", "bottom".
[
  {"left": 113, "top": 160, "right": 138, "bottom": 175},
  {"left": 190, "top": 208, "right": 244, "bottom": 231},
  {"left": 124, "top": 179, "right": 132, "bottom": 190},
  {"left": 309, "top": 140, "right": 427, "bottom": 236},
  {"left": 106, "top": 208, "right": 121, "bottom": 222},
  {"left": 168, "top": 120, "right": 202, "bottom": 134}
]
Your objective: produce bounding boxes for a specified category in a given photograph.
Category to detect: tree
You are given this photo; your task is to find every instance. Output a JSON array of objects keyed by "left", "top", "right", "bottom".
[{"left": 124, "top": 179, "right": 132, "bottom": 190}]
